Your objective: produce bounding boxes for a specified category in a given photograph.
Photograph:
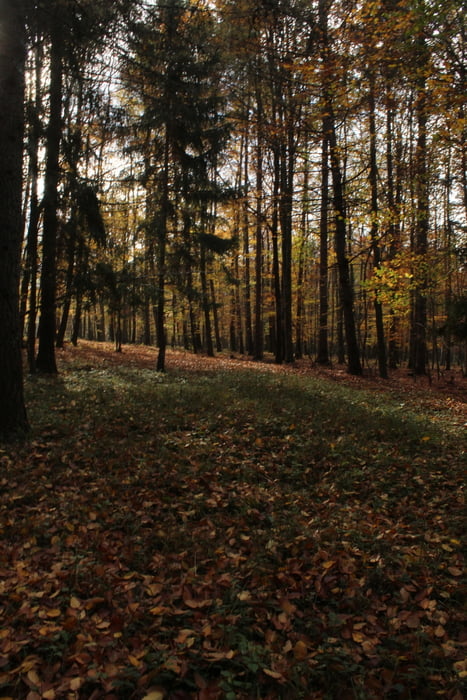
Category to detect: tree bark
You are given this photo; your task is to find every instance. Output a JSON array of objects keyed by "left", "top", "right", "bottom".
[
  {"left": 319, "top": 0, "right": 361, "bottom": 375},
  {"left": 156, "top": 128, "right": 169, "bottom": 371},
  {"left": 412, "top": 65, "right": 429, "bottom": 375},
  {"left": 386, "top": 97, "right": 402, "bottom": 369},
  {"left": 253, "top": 81, "right": 264, "bottom": 360},
  {"left": 316, "top": 131, "right": 330, "bottom": 365},
  {"left": 36, "top": 20, "right": 63, "bottom": 373},
  {"left": 0, "top": 0, "right": 29, "bottom": 438},
  {"left": 200, "top": 243, "right": 214, "bottom": 357},
  {"left": 24, "top": 44, "right": 43, "bottom": 373},
  {"left": 271, "top": 148, "right": 283, "bottom": 363},
  {"left": 368, "top": 75, "right": 388, "bottom": 378}
]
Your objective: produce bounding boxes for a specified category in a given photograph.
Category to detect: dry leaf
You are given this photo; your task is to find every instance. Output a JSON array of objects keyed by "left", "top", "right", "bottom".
[{"left": 293, "top": 640, "right": 308, "bottom": 660}]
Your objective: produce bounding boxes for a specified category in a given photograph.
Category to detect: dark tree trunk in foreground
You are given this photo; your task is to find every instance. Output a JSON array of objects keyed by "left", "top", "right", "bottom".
[{"left": 0, "top": 0, "right": 29, "bottom": 439}]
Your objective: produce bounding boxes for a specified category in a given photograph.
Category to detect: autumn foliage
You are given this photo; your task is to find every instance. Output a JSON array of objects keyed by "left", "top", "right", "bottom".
[{"left": 0, "top": 343, "right": 465, "bottom": 699}]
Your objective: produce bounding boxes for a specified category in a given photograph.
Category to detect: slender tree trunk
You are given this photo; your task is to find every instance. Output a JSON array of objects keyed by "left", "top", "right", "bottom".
[
  {"left": 36, "top": 22, "right": 63, "bottom": 373},
  {"left": 229, "top": 287, "right": 237, "bottom": 353},
  {"left": 295, "top": 239, "right": 305, "bottom": 360},
  {"left": 412, "top": 64, "right": 429, "bottom": 375},
  {"left": 459, "top": 97, "right": 467, "bottom": 219},
  {"left": 386, "top": 98, "right": 401, "bottom": 369},
  {"left": 200, "top": 243, "right": 214, "bottom": 357},
  {"left": 271, "top": 148, "right": 283, "bottom": 363},
  {"left": 443, "top": 152, "right": 453, "bottom": 371},
  {"left": 71, "top": 294, "right": 82, "bottom": 346},
  {"left": 336, "top": 288, "right": 345, "bottom": 364},
  {"left": 253, "top": 84, "right": 264, "bottom": 360},
  {"left": 295, "top": 150, "right": 309, "bottom": 360},
  {"left": 210, "top": 279, "right": 222, "bottom": 352},
  {"left": 326, "top": 112, "right": 362, "bottom": 375},
  {"left": 143, "top": 254, "right": 152, "bottom": 345},
  {"left": 319, "top": 0, "right": 361, "bottom": 375},
  {"left": 156, "top": 129, "right": 169, "bottom": 371},
  {"left": 280, "top": 138, "right": 295, "bottom": 363},
  {"left": 317, "top": 132, "right": 330, "bottom": 365},
  {"left": 0, "top": 0, "right": 29, "bottom": 438},
  {"left": 237, "top": 259, "right": 245, "bottom": 354},
  {"left": 56, "top": 223, "right": 77, "bottom": 348},
  {"left": 368, "top": 75, "right": 388, "bottom": 378},
  {"left": 24, "top": 44, "right": 43, "bottom": 373},
  {"left": 242, "top": 128, "right": 253, "bottom": 355}
]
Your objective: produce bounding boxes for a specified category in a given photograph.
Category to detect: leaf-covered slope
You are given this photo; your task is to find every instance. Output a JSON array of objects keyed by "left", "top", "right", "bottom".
[{"left": 0, "top": 343, "right": 465, "bottom": 699}]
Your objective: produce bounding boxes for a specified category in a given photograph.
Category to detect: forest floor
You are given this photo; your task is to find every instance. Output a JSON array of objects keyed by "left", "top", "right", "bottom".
[{"left": 0, "top": 341, "right": 465, "bottom": 699}]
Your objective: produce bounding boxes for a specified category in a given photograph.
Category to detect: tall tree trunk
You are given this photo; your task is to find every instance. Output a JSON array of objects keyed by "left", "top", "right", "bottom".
[
  {"left": 200, "top": 243, "right": 214, "bottom": 357},
  {"left": 326, "top": 112, "right": 362, "bottom": 375},
  {"left": 56, "top": 218, "right": 77, "bottom": 349},
  {"left": 156, "top": 128, "right": 169, "bottom": 371},
  {"left": 253, "top": 83, "right": 264, "bottom": 360},
  {"left": 271, "top": 148, "right": 283, "bottom": 363},
  {"left": 71, "top": 293, "right": 82, "bottom": 346},
  {"left": 386, "top": 97, "right": 401, "bottom": 369},
  {"left": 24, "top": 43, "right": 43, "bottom": 373},
  {"left": 0, "top": 0, "right": 29, "bottom": 438},
  {"left": 142, "top": 254, "right": 152, "bottom": 346},
  {"left": 242, "top": 127, "right": 253, "bottom": 355},
  {"left": 443, "top": 151, "right": 453, "bottom": 371},
  {"left": 234, "top": 253, "right": 244, "bottom": 355},
  {"left": 368, "top": 74, "right": 388, "bottom": 378},
  {"left": 210, "top": 279, "right": 222, "bottom": 353},
  {"left": 319, "top": 0, "right": 361, "bottom": 375},
  {"left": 280, "top": 138, "right": 295, "bottom": 363},
  {"left": 295, "top": 149, "right": 309, "bottom": 360},
  {"left": 412, "top": 56, "right": 429, "bottom": 375},
  {"left": 36, "top": 22, "right": 63, "bottom": 373},
  {"left": 316, "top": 131, "right": 330, "bottom": 365}
]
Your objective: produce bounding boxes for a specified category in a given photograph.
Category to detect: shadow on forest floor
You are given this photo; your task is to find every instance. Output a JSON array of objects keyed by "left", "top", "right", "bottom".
[{"left": 1, "top": 340, "right": 464, "bottom": 699}]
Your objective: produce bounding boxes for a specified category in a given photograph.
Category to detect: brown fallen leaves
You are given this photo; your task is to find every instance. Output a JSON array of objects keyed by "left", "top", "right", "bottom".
[{"left": 0, "top": 341, "right": 465, "bottom": 699}]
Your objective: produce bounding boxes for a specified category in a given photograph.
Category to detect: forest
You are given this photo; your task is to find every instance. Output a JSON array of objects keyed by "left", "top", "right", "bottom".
[
  {"left": 0, "top": 0, "right": 465, "bottom": 698},
  {"left": 2, "top": 0, "right": 467, "bottom": 404}
]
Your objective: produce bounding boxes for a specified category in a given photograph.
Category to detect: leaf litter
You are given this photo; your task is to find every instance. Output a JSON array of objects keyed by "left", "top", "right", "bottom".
[{"left": 0, "top": 341, "right": 465, "bottom": 699}]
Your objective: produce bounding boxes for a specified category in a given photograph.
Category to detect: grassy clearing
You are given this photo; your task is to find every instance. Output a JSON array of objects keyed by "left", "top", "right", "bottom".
[{"left": 0, "top": 344, "right": 465, "bottom": 699}]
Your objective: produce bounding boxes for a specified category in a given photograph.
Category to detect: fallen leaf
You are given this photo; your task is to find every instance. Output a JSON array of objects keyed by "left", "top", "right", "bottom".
[
  {"left": 149, "top": 606, "right": 167, "bottom": 615},
  {"left": 69, "top": 678, "right": 82, "bottom": 691},
  {"left": 263, "top": 668, "right": 284, "bottom": 680},
  {"left": 293, "top": 640, "right": 308, "bottom": 660},
  {"left": 352, "top": 631, "right": 365, "bottom": 643},
  {"left": 27, "top": 670, "right": 40, "bottom": 686}
]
